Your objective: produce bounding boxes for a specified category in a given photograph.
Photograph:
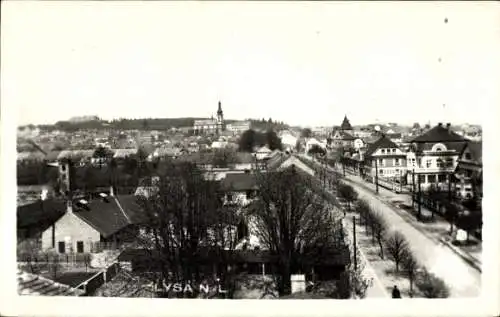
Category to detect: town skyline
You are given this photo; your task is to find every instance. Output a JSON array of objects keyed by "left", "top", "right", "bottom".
[{"left": 4, "top": 2, "right": 497, "bottom": 127}]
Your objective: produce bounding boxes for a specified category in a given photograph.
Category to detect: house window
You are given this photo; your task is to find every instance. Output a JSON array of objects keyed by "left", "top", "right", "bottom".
[
  {"left": 227, "top": 194, "right": 233, "bottom": 202},
  {"left": 379, "top": 169, "right": 384, "bottom": 174},
  {"left": 392, "top": 148, "right": 396, "bottom": 153},
  {"left": 438, "top": 174, "right": 447, "bottom": 182},
  {"left": 378, "top": 159, "right": 383, "bottom": 166},
  {"left": 446, "top": 158, "right": 454, "bottom": 167},
  {"left": 418, "top": 175, "right": 426, "bottom": 183},
  {"left": 436, "top": 158, "right": 443, "bottom": 168},
  {"left": 58, "top": 241, "right": 65, "bottom": 253},
  {"left": 426, "top": 159, "right": 432, "bottom": 168},
  {"left": 395, "top": 158, "right": 400, "bottom": 166},
  {"left": 465, "top": 153, "right": 472, "bottom": 160},
  {"left": 77, "top": 241, "right": 84, "bottom": 253},
  {"left": 381, "top": 149, "right": 385, "bottom": 154},
  {"left": 428, "top": 175, "right": 436, "bottom": 183}
]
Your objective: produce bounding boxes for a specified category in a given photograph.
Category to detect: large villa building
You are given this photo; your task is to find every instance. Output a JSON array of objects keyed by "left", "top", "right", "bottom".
[{"left": 406, "top": 122, "right": 468, "bottom": 192}]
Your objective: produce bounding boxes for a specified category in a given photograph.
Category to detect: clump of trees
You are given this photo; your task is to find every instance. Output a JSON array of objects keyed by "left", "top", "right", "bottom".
[
  {"left": 337, "top": 183, "right": 358, "bottom": 213},
  {"left": 249, "top": 166, "right": 360, "bottom": 297},
  {"left": 238, "top": 129, "right": 283, "bottom": 152},
  {"left": 307, "top": 144, "right": 326, "bottom": 157}
]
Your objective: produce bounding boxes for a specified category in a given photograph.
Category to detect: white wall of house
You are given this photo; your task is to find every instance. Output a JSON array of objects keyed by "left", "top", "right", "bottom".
[
  {"left": 41, "top": 209, "right": 100, "bottom": 254},
  {"left": 405, "top": 144, "right": 460, "bottom": 190}
]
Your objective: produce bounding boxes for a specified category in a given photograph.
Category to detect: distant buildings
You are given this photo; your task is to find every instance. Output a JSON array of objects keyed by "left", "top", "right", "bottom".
[
  {"left": 226, "top": 121, "right": 251, "bottom": 134},
  {"left": 193, "top": 101, "right": 225, "bottom": 135},
  {"left": 69, "top": 115, "right": 100, "bottom": 123},
  {"left": 330, "top": 116, "right": 355, "bottom": 149}
]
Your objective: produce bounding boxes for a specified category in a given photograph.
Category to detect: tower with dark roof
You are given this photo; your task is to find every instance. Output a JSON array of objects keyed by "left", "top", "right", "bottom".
[
  {"left": 216, "top": 101, "right": 225, "bottom": 133},
  {"left": 340, "top": 115, "right": 353, "bottom": 132}
]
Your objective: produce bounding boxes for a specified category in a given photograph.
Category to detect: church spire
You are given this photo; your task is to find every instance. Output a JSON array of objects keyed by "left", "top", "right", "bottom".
[{"left": 340, "top": 115, "right": 353, "bottom": 131}]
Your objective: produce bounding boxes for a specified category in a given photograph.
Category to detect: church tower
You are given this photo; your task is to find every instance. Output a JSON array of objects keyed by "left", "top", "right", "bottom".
[{"left": 216, "top": 101, "right": 225, "bottom": 132}]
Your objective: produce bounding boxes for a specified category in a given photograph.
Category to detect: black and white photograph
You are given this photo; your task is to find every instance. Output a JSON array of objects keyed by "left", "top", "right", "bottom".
[{"left": 1, "top": 1, "right": 499, "bottom": 317}]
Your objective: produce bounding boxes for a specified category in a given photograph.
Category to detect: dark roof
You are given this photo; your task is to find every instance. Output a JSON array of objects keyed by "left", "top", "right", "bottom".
[
  {"left": 118, "top": 248, "right": 347, "bottom": 265},
  {"left": 220, "top": 173, "right": 258, "bottom": 191},
  {"left": 364, "top": 135, "right": 399, "bottom": 157},
  {"left": 45, "top": 150, "right": 62, "bottom": 161},
  {"left": 462, "top": 141, "right": 482, "bottom": 164},
  {"left": 17, "top": 270, "right": 84, "bottom": 296},
  {"left": 72, "top": 195, "right": 141, "bottom": 238},
  {"left": 386, "top": 133, "right": 402, "bottom": 139},
  {"left": 340, "top": 115, "right": 353, "bottom": 130},
  {"left": 17, "top": 199, "right": 66, "bottom": 232},
  {"left": 411, "top": 123, "right": 466, "bottom": 143}
]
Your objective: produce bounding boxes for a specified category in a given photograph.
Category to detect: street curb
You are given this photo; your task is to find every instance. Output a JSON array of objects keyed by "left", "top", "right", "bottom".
[
  {"left": 438, "top": 238, "right": 482, "bottom": 272},
  {"left": 342, "top": 175, "right": 483, "bottom": 274},
  {"left": 301, "top": 155, "right": 483, "bottom": 274}
]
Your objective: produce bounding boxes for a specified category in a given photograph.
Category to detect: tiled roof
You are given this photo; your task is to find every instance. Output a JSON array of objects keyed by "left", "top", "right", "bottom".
[
  {"left": 340, "top": 115, "right": 353, "bottom": 130},
  {"left": 220, "top": 173, "right": 258, "bottom": 191},
  {"left": 45, "top": 150, "right": 62, "bottom": 161},
  {"left": 72, "top": 194, "right": 142, "bottom": 238},
  {"left": 17, "top": 199, "right": 67, "bottom": 233},
  {"left": 57, "top": 150, "right": 94, "bottom": 161},
  {"left": 17, "top": 270, "right": 84, "bottom": 296},
  {"left": 411, "top": 124, "right": 466, "bottom": 143},
  {"left": 17, "top": 152, "right": 46, "bottom": 161},
  {"left": 364, "top": 135, "right": 399, "bottom": 157},
  {"left": 462, "top": 141, "right": 482, "bottom": 165},
  {"left": 113, "top": 148, "right": 137, "bottom": 158}
]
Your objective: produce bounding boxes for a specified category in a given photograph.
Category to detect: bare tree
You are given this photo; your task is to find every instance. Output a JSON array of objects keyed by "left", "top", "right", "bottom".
[
  {"left": 132, "top": 161, "right": 240, "bottom": 297},
  {"left": 385, "top": 231, "right": 409, "bottom": 273},
  {"left": 401, "top": 249, "right": 419, "bottom": 297},
  {"left": 371, "top": 210, "right": 387, "bottom": 259},
  {"left": 355, "top": 200, "right": 371, "bottom": 233},
  {"left": 250, "top": 166, "right": 346, "bottom": 296}
]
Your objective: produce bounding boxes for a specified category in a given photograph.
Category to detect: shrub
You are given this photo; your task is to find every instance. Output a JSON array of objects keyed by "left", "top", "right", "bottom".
[
  {"left": 401, "top": 249, "right": 419, "bottom": 296},
  {"left": 415, "top": 268, "right": 450, "bottom": 298}
]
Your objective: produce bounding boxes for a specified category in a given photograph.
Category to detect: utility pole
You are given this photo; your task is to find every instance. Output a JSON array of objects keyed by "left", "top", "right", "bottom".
[
  {"left": 412, "top": 169, "right": 416, "bottom": 208},
  {"left": 353, "top": 216, "right": 357, "bottom": 271},
  {"left": 375, "top": 158, "right": 379, "bottom": 194},
  {"left": 448, "top": 173, "right": 452, "bottom": 203},
  {"left": 418, "top": 174, "right": 422, "bottom": 220}
]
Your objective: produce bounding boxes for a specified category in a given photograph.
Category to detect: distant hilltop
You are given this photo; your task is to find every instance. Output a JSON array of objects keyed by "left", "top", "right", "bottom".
[{"left": 19, "top": 117, "right": 289, "bottom": 133}]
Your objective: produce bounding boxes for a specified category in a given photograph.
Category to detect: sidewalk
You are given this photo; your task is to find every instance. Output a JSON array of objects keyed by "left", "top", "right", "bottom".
[
  {"left": 340, "top": 209, "right": 389, "bottom": 298},
  {"left": 341, "top": 170, "right": 482, "bottom": 271},
  {"left": 301, "top": 154, "right": 481, "bottom": 297}
]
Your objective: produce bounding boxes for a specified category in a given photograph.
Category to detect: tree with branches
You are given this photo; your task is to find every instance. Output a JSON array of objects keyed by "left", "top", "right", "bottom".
[
  {"left": 249, "top": 166, "right": 347, "bottom": 296},
  {"left": 401, "top": 249, "right": 419, "bottom": 297},
  {"left": 355, "top": 200, "right": 371, "bottom": 233},
  {"left": 385, "top": 231, "right": 409, "bottom": 273},
  {"left": 338, "top": 183, "right": 358, "bottom": 214},
  {"left": 131, "top": 161, "right": 242, "bottom": 297},
  {"left": 371, "top": 210, "right": 387, "bottom": 259}
]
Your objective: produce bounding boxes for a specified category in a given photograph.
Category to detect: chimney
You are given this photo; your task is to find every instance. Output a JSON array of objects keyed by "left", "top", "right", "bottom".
[
  {"left": 438, "top": 122, "right": 443, "bottom": 127},
  {"left": 446, "top": 123, "right": 451, "bottom": 130}
]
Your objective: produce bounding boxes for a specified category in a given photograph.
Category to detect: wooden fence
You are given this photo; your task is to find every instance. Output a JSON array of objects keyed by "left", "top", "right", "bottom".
[{"left": 76, "top": 262, "right": 121, "bottom": 296}]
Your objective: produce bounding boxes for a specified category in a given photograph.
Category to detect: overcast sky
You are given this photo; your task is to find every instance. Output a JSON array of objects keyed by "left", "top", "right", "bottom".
[{"left": 2, "top": 2, "right": 499, "bottom": 127}]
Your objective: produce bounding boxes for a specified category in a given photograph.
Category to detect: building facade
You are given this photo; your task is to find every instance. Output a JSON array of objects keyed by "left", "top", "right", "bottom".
[
  {"left": 455, "top": 141, "right": 482, "bottom": 200},
  {"left": 406, "top": 123, "right": 468, "bottom": 192},
  {"left": 363, "top": 135, "right": 407, "bottom": 182},
  {"left": 193, "top": 101, "right": 225, "bottom": 135}
]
